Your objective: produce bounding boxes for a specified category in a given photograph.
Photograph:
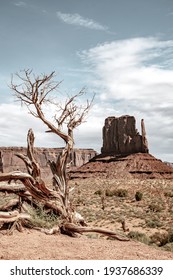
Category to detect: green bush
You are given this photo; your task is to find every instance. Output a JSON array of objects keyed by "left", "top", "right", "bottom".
[
  {"left": 128, "top": 231, "right": 150, "bottom": 245},
  {"left": 28, "top": 203, "right": 58, "bottom": 229},
  {"left": 135, "top": 191, "right": 143, "bottom": 201},
  {"left": 116, "top": 189, "right": 128, "bottom": 197},
  {"left": 145, "top": 219, "right": 162, "bottom": 228},
  {"left": 94, "top": 190, "right": 102, "bottom": 195}
]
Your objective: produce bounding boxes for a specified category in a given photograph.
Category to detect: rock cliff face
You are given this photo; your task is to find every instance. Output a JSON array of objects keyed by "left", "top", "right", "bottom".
[
  {"left": 0, "top": 147, "right": 96, "bottom": 181},
  {"left": 101, "top": 115, "right": 149, "bottom": 155},
  {"left": 71, "top": 115, "right": 173, "bottom": 179}
]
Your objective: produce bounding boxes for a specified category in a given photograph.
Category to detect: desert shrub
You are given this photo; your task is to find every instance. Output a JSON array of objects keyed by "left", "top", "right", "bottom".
[
  {"left": 76, "top": 197, "right": 85, "bottom": 205},
  {"left": 167, "top": 229, "right": 173, "bottom": 243},
  {"left": 86, "top": 233, "right": 99, "bottom": 239},
  {"left": 164, "top": 191, "right": 173, "bottom": 198},
  {"left": 105, "top": 188, "right": 128, "bottom": 197},
  {"left": 28, "top": 203, "right": 58, "bottom": 229},
  {"left": 94, "top": 190, "right": 102, "bottom": 195},
  {"left": 135, "top": 191, "right": 143, "bottom": 201},
  {"left": 105, "top": 189, "right": 114, "bottom": 197},
  {"left": 128, "top": 231, "right": 150, "bottom": 245},
  {"left": 148, "top": 202, "right": 164, "bottom": 212},
  {"left": 162, "top": 243, "right": 173, "bottom": 252},
  {"left": 145, "top": 218, "right": 163, "bottom": 228},
  {"left": 116, "top": 189, "right": 128, "bottom": 197},
  {"left": 150, "top": 230, "right": 173, "bottom": 247},
  {"left": 150, "top": 232, "right": 168, "bottom": 246}
]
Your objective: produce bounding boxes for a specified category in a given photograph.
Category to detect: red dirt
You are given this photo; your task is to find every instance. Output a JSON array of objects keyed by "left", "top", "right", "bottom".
[
  {"left": 0, "top": 229, "right": 173, "bottom": 260},
  {"left": 70, "top": 153, "right": 173, "bottom": 179}
]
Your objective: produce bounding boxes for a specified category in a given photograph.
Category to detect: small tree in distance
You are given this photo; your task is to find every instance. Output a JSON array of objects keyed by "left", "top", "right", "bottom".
[{"left": 0, "top": 69, "right": 129, "bottom": 240}]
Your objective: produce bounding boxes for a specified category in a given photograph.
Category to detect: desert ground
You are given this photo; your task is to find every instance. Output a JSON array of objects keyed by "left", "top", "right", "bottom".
[
  {"left": 0, "top": 178, "right": 173, "bottom": 259},
  {"left": 1, "top": 229, "right": 173, "bottom": 260}
]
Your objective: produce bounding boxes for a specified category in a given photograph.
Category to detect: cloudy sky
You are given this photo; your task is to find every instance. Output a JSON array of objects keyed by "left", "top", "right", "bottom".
[{"left": 1, "top": 0, "right": 173, "bottom": 161}]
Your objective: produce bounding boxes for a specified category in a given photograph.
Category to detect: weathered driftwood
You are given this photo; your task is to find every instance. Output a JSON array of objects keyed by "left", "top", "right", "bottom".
[
  {"left": 0, "top": 171, "right": 67, "bottom": 217},
  {"left": 0, "top": 184, "right": 26, "bottom": 192},
  {"left": 0, "top": 210, "right": 31, "bottom": 223},
  {"left": 61, "top": 223, "right": 130, "bottom": 241},
  {"left": 0, "top": 198, "right": 19, "bottom": 211},
  {"left": 32, "top": 222, "right": 129, "bottom": 241}
]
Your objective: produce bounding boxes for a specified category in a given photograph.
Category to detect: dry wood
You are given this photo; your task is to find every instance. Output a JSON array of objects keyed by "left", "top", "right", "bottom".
[
  {"left": 0, "top": 184, "right": 26, "bottom": 192},
  {"left": 0, "top": 210, "right": 31, "bottom": 223},
  {"left": 32, "top": 226, "right": 60, "bottom": 235},
  {"left": 61, "top": 223, "right": 129, "bottom": 241},
  {"left": 33, "top": 222, "right": 129, "bottom": 241},
  {"left": 9, "top": 70, "right": 94, "bottom": 224},
  {"left": 0, "top": 198, "right": 19, "bottom": 211}
]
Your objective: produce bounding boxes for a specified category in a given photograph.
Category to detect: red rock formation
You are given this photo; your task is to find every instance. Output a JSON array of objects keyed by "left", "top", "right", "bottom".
[
  {"left": 71, "top": 115, "right": 173, "bottom": 179},
  {"left": 101, "top": 115, "right": 149, "bottom": 155},
  {"left": 0, "top": 147, "right": 96, "bottom": 181},
  {"left": 70, "top": 153, "right": 173, "bottom": 179}
]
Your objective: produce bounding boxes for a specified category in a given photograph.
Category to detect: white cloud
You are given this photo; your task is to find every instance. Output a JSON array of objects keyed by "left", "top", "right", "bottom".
[
  {"left": 0, "top": 101, "right": 104, "bottom": 152},
  {"left": 1, "top": 37, "right": 173, "bottom": 161},
  {"left": 74, "top": 103, "right": 115, "bottom": 151},
  {"left": 0, "top": 103, "right": 64, "bottom": 148},
  {"left": 56, "top": 11, "right": 108, "bottom": 31},
  {"left": 14, "top": 1, "right": 27, "bottom": 7},
  {"left": 79, "top": 37, "right": 173, "bottom": 161}
]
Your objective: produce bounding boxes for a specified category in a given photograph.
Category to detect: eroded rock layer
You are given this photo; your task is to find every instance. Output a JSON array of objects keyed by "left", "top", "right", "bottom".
[
  {"left": 0, "top": 147, "right": 96, "bottom": 181},
  {"left": 70, "top": 153, "right": 173, "bottom": 179},
  {"left": 101, "top": 115, "right": 149, "bottom": 155}
]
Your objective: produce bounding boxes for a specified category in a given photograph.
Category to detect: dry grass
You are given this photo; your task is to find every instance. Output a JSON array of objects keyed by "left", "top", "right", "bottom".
[{"left": 69, "top": 178, "right": 173, "bottom": 250}]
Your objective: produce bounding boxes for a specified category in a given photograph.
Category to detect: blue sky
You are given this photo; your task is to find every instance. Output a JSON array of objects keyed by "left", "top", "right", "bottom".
[{"left": 1, "top": 0, "right": 173, "bottom": 161}]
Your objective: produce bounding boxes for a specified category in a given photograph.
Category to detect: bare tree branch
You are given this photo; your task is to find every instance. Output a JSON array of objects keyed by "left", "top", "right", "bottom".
[{"left": 3, "top": 69, "right": 130, "bottom": 241}]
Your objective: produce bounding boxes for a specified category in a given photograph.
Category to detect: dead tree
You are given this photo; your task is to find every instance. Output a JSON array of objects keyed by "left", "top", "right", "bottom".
[
  {"left": 8, "top": 69, "right": 92, "bottom": 222},
  {"left": 0, "top": 69, "right": 129, "bottom": 240}
]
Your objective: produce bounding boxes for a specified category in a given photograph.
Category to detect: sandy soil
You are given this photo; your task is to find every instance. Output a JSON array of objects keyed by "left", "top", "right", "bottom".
[{"left": 0, "top": 229, "right": 173, "bottom": 260}]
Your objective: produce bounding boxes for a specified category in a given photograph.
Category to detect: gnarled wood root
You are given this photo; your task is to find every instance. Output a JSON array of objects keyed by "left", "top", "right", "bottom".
[
  {"left": 61, "top": 222, "right": 130, "bottom": 241},
  {"left": 32, "top": 226, "right": 60, "bottom": 235},
  {"left": 0, "top": 210, "right": 31, "bottom": 223}
]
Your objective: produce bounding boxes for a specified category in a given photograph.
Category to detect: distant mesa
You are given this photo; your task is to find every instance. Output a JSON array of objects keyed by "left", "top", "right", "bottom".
[
  {"left": 71, "top": 115, "right": 173, "bottom": 179},
  {"left": 0, "top": 147, "right": 97, "bottom": 182}
]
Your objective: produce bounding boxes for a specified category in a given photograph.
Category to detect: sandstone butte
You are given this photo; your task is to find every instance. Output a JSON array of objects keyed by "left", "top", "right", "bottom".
[{"left": 70, "top": 115, "right": 173, "bottom": 179}]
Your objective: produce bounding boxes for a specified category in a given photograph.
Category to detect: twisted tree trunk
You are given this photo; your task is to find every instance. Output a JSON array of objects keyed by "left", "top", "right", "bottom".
[{"left": 0, "top": 129, "right": 72, "bottom": 219}]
